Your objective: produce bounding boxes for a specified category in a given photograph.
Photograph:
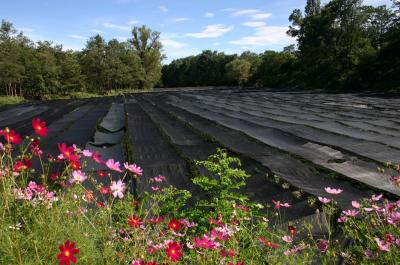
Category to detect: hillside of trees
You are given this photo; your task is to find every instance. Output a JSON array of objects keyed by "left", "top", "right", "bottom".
[
  {"left": 1, "top": 0, "right": 399, "bottom": 98},
  {"left": 0, "top": 22, "right": 163, "bottom": 98},
  {"left": 162, "top": 0, "right": 400, "bottom": 91}
]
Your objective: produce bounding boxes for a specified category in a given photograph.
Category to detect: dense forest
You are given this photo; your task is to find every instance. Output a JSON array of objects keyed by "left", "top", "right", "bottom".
[
  {"left": 162, "top": 0, "right": 400, "bottom": 91},
  {"left": 1, "top": 0, "right": 399, "bottom": 98},
  {"left": 0, "top": 22, "right": 163, "bottom": 98}
]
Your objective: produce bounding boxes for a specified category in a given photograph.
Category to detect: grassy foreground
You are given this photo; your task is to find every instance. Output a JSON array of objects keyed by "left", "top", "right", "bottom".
[
  {"left": 0, "top": 118, "right": 399, "bottom": 264},
  {"left": 0, "top": 96, "right": 26, "bottom": 106}
]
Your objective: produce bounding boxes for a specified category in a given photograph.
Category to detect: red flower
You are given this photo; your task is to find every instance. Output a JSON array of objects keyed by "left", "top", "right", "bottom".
[
  {"left": 166, "top": 241, "right": 182, "bottom": 262},
  {"left": 146, "top": 216, "right": 164, "bottom": 224},
  {"left": 168, "top": 219, "right": 181, "bottom": 232},
  {"left": 288, "top": 225, "right": 297, "bottom": 236},
  {"left": 51, "top": 173, "right": 60, "bottom": 181},
  {"left": 32, "top": 118, "right": 48, "bottom": 137},
  {"left": 220, "top": 248, "right": 235, "bottom": 257},
  {"left": 92, "top": 151, "right": 104, "bottom": 164},
  {"left": 208, "top": 213, "right": 224, "bottom": 226},
  {"left": 0, "top": 129, "right": 22, "bottom": 144},
  {"left": 13, "top": 158, "right": 32, "bottom": 172},
  {"left": 70, "top": 160, "right": 81, "bottom": 170},
  {"left": 258, "top": 237, "right": 279, "bottom": 249},
  {"left": 30, "top": 140, "right": 43, "bottom": 156},
  {"left": 58, "top": 143, "right": 78, "bottom": 162},
  {"left": 99, "top": 186, "right": 110, "bottom": 195},
  {"left": 57, "top": 240, "right": 79, "bottom": 265},
  {"left": 128, "top": 215, "right": 143, "bottom": 228},
  {"left": 97, "top": 201, "right": 105, "bottom": 208},
  {"left": 96, "top": 169, "right": 108, "bottom": 177}
]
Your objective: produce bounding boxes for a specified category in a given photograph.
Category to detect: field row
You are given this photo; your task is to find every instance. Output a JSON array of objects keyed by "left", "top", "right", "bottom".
[{"left": 2, "top": 89, "right": 399, "bottom": 225}]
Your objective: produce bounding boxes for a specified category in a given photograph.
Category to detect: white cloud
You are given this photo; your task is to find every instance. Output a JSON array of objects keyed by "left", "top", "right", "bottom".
[
  {"left": 186, "top": 24, "right": 233, "bottom": 38},
  {"left": 226, "top": 8, "right": 272, "bottom": 20},
  {"left": 161, "top": 38, "right": 187, "bottom": 49},
  {"left": 251, "top": 13, "right": 272, "bottom": 20},
  {"left": 232, "top": 9, "right": 260, "bottom": 16},
  {"left": 103, "top": 22, "right": 130, "bottom": 31},
  {"left": 67, "top": 34, "right": 87, "bottom": 40},
  {"left": 213, "top": 42, "right": 221, "bottom": 46},
  {"left": 169, "top": 17, "right": 190, "bottom": 22},
  {"left": 127, "top": 20, "right": 139, "bottom": 25},
  {"left": 364, "top": 0, "right": 393, "bottom": 5},
  {"left": 92, "top": 29, "right": 105, "bottom": 34},
  {"left": 243, "top": 21, "right": 266, "bottom": 27},
  {"left": 163, "top": 47, "right": 201, "bottom": 63},
  {"left": 114, "top": 36, "right": 127, "bottom": 41},
  {"left": 229, "top": 25, "right": 293, "bottom": 47},
  {"left": 159, "top": 5, "right": 168, "bottom": 12},
  {"left": 204, "top": 12, "right": 214, "bottom": 18}
]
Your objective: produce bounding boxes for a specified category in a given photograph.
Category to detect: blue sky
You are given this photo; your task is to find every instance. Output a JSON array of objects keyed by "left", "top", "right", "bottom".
[{"left": 1, "top": 0, "right": 394, "bottom": 63}]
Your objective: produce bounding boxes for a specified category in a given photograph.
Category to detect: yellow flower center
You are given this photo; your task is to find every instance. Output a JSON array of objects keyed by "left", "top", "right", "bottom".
[{"left": 64, "top": 250, "right": 70, "bottom": 257}]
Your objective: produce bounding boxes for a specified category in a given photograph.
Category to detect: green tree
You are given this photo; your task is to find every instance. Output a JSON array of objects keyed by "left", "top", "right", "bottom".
[
  {"left": 129, "top": 25, "right": 163, "bottom": 89},
  {"left": 80, "top": 35, "right": 107, "bottom": 92},
  {"left": 225, "top": 58, "right": 252, "bottom": 87}
]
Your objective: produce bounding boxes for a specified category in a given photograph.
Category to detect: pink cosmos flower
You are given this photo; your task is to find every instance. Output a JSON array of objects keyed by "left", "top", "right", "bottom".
[
  {"left": 82, "top": 149, "right": 93, "bottom": 157},
  {"left": 391, "top": 175, "right": 400, "bottom": 185},
  {"left": 91, "top": 151, "right": 104, "bottom": 164},
  {"left": 374, "top": 237, "right": 390, "bottom": 252},
  {"left": 372, "top": 205, "right": 384, "bottom": 213},
  {"left": 342, "top": 209, "right": 359, "bottom": 217},
  {"left": 284, "top": 243, "right": 307, "bottom": 256},
  {"left": 318, "top": 239, "right": 329, "bottom": 252},
  {"left": 130, "top": 260, "right": 145, "bottom": 265},
  {"left": 110, "top": 180, "right": 126, "bottom": 198},
  {"left": 70, "top": 170, "right": 87, "bottom": 184},
  {"left": 106, "top": 159, "right": 123, "bottom": 173},
  {"left": 371, "top": 194, "right": 383, "bottom": 201},
  {"left": 282, "top": 235, "right": 293, "bottom": 243},
  {"left": 364, "top": 207, "right": 374, "bottom": 212},
  {"left": 179, "top": 218, "right": 197, "bottom": 228},
  {"left": 272, "top": 200, "right": 291, "bottom": 209},
  {"left": 318, "top": 197, "right": 331, "bottom": 204},
  {"left": 151, "top": 186, "right": 159, "bottom": 191},
  {"left": 211, "top": 226, "right": 234, "bottom": 241},
  {"left": 194, "top": 234, "right": 220, "bottom": 249},
  {"left": 364, "top": 249, "right": 374, "bottom": 259},
  {"left": 351, "top": 201, "right": 360, "bottom": 208},
  {"left": 124, "top": 162, "right": 143, "bottom": 176},
  {"left": 387, "top": 211, "right": 400, "bottom": 225},
  {"left": 324, "top": 187, "right": 343, "bottom": 195},
  {"left": 153, "top": 175, "right": 166, "bottom": 182},
  {"left": 337, "top": 216, "right": 348, "bottom": 223}
]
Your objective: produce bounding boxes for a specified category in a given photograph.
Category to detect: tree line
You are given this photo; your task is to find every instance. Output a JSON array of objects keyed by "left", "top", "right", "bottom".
[
  {"left": 0, "top": 21, "right": 163, "bottom": 98},
  {"left": 162, "top": 0, "right": 400, "bottom": 91}
]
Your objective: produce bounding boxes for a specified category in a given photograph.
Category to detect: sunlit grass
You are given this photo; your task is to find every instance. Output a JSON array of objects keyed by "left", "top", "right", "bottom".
[{"left": 0, "top": 96, "right": 26, "bottom": 106}]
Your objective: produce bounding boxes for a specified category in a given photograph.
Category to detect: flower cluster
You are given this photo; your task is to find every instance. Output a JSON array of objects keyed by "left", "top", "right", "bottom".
[{"left": 13, "top": 181, "right": 57, "bottom": 207}]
